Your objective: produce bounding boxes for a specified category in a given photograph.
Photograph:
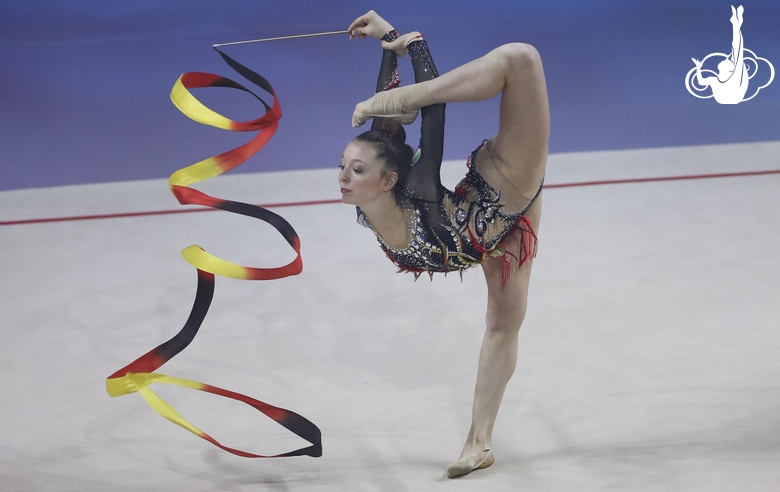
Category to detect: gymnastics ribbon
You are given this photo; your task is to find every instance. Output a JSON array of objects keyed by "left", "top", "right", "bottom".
[{"left": 106, "top": 49, "right": 321, "bottom": 458}]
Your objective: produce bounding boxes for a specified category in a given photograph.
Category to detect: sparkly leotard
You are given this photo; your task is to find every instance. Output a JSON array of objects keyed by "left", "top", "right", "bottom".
[{"left": 357, "top": 33, "right": 542, "bottom": 284}]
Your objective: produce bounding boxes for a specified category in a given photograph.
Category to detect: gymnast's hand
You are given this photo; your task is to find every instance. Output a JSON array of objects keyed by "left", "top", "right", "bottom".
[
  {"left": 348, "top": 10, "right": 394, "bottom": 41},
  {"left": 381, "top": 31, "right": 423, "bottom": 57}
]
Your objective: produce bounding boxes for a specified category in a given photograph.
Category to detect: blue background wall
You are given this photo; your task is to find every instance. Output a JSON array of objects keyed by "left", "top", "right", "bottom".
[{"left": 1, "top": 0, "right": 778, "bottom": 191}]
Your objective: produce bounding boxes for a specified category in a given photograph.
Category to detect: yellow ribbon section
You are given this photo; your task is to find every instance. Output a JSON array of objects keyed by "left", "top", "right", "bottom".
[
  {"left": 170, "top": 77, "right": 235, "bottom": 130},
  {"left": 107, "top": 372, "right": 207, "bottom": 437},
  {"left": 181, "top": 245, "right": 251, "bottom": 280}
]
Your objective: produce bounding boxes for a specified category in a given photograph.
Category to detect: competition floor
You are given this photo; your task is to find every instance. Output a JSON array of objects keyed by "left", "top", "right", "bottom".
[{"left": 2, "top": 141, "right": 780, "bottom": 491}]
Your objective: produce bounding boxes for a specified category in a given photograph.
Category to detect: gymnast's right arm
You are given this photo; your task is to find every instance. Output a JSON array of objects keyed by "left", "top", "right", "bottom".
[
  {"left": 370, "top": 32, "right": 400, "bottom": 132},
  {"left": 348, "top": 11, "right": 401, "bottom": 132}
]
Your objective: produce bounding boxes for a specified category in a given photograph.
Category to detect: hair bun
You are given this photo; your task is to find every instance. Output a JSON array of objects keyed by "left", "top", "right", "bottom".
[{"left": 374, "top": 119, "right": 407, "bottom": 145}]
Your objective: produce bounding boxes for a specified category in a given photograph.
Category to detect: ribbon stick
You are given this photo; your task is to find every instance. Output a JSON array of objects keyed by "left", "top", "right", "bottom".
[
  {"left": 213, "top": 30, "right": 349, "bottom": 48},
  {"left": 106, "top": 49, "right": 321, "bottom": 458}
]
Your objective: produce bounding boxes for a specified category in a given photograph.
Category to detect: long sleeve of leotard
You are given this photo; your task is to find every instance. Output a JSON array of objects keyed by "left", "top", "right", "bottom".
[
  {"left": 368, "top": 33, "right": 444, "bottom": 203},
  {"left": 402, "top": 38, "right": 445, "bottom": 203},
  {"left": 371, "top": 31, "right": 401, "bottom": 132}
]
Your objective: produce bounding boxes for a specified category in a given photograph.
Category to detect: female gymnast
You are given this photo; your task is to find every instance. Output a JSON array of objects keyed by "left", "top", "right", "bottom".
[{"left": 340, "top": 11, "right": 549, "bottom": 478}]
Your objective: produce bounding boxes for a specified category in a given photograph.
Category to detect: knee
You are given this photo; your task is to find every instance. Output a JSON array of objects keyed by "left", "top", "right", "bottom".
[
  {"left": 485, "top": 301, "right": 527, "bottom": 337},
  {"left": 498, "top": 43, "right": 541, "bottom": 70}
]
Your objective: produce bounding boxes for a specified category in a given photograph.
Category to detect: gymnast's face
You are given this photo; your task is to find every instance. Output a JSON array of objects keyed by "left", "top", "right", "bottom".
[
  {"left": 339, "top": 140, "right": 397, "bottom": 206},
  {"left": 717, "top": 59, "right": 735, "bottom": 80}
]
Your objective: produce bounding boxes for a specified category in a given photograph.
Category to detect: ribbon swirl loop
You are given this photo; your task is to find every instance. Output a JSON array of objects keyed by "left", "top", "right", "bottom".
[{"left": 106, "top": 49, "right": 321, "bottom": 458}]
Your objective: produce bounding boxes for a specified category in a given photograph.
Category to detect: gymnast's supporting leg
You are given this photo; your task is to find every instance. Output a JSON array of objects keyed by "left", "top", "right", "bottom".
[
  {"left": 449, "top": 264, "right": 528, "bottom": 475},
  {"left": 447, "top": 198, "right": 541, "bottom": 478}
]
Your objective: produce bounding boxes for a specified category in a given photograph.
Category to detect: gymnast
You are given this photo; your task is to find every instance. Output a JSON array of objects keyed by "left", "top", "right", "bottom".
[{"left": 339, "top": 11, "right": 549, "bottom": 478}]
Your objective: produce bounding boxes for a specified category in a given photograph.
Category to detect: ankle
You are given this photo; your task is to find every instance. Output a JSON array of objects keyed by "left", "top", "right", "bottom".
[{"left": 461, "top": 440, "right": 491, "bottom": 457}]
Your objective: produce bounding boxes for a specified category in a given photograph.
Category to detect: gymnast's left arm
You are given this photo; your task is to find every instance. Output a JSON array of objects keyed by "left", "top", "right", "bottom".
[{"left": 389, "top": 33, "right": 446, "bottom": 202}]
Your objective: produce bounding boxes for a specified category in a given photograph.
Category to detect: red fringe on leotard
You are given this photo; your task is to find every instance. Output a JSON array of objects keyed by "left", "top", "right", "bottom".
[{"left": 497, "top": 215, "right": 538, "bottom": 287}]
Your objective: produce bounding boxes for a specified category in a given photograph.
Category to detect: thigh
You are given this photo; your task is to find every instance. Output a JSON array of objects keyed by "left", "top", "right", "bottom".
[
  {"left": 476, "top": 141, "right": 543, "bottom": 209},
  {"left": 491, "top": 44, "right": 550, "bottom": 192},
  {"left": 481, "top": 195, "right": 542, "bottom": 324},
  {"left": 482, "top": 250, "right": 533, "bottom": 328}
]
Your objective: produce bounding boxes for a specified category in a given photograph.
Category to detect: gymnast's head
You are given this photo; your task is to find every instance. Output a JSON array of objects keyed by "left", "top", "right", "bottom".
[
  {"left": 717, "top": 58, "right": 736, "bottom": 81},
  {"left": 339, "top": 119, "right": 414, "bottom": 207}
]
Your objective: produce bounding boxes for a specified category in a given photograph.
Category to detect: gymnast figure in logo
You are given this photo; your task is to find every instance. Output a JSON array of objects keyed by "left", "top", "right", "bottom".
[{"left": 692, "top": 5, "right": 748, "bottom": 104}]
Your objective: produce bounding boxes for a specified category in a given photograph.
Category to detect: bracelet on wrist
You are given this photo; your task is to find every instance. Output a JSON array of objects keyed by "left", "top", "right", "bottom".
[{"left": 381, "top": 29, "right": 399, "bottom": 42}]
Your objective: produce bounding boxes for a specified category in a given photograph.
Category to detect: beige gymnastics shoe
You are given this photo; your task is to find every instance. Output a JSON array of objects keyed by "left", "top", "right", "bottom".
[
  {"left": 352, "top": 82, "right": 437, "bottom": 128},
  {"left": 445, "top": 448, "right": 495, "bottom": 478},
  {"left": 352, "top": 96, "right": 418, "bottom": 128}
]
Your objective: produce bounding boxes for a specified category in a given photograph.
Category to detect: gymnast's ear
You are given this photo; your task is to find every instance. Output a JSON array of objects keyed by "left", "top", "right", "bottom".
[{"left": 382, "top": 171, "right": 398, "bottom": 191}]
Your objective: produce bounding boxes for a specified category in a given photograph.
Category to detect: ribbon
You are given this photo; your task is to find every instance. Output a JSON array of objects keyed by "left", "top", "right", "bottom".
[{"left": 106, "top": 49, "right": 321, "bottom": 458}]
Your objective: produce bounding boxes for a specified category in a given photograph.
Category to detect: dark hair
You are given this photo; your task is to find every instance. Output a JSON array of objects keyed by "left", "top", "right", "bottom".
[{"left": 353, "top": 119, "right": 414, "bottom": 203}]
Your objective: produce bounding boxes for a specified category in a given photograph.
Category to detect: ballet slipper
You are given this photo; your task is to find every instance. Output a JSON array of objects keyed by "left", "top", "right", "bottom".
[
  {"left": 352, "top": 81, "right": 437, "bottom": 128},
  {"left": 445, "top": 448, "right": 495, "bottom": 479},
  {"left": 352, "top": 97, "right": 419, "bottom": 127}
]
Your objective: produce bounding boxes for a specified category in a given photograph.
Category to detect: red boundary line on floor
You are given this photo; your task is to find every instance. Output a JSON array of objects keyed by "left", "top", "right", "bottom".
[{"left": 2, "top": 169, "right": 779, "bottom": 226}]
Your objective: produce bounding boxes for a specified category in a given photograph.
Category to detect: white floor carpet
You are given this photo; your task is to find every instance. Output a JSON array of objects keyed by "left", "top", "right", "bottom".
[{"left": 2, "top": 141, "right": 779, "bottom": 491}]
